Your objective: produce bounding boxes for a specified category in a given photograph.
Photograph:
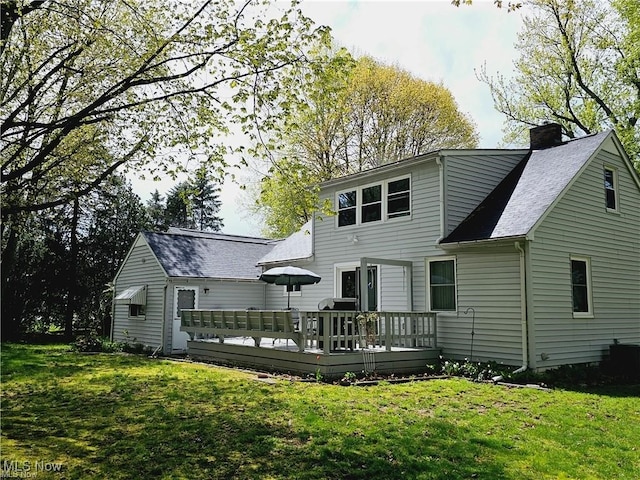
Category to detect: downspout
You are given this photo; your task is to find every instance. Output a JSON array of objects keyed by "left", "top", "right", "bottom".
[
  {"left": 159, "top": 283, "right": 168, "bottom": 354},
  {"left": 435, "top": 156, "right": 445, "bottom": 243},
  {"left": 110, "top": 282, "right": 116, "bottom": 342},
  {"left": 514, "top": 241, "right": 528, "bottom": 373}
]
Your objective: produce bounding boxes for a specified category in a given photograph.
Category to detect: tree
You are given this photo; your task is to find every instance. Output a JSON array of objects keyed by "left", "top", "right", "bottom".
[
  {"left": 0, "top": 173, "right": 149, "bottom": 339},
  {"left": 1, "top": 0, "right": 328, "bottom": 218},
  {"left": 190, "top": 167, "right": 223, "bottom": 232},
  {"left": 254, "top": 52, "right": 479, "bottom": 237},
  {"left": 164, "top": 168, "right": 223, "bottom": 232},
  {"left": 165, "top": 182, "right": 193, "bottom": 230},
  {"left": 146, "top": 190, "right": 168, "bottom": 232},
  {"left": 479, "top": 0, "right": 640, "bottom": 169},
  {"left": 1, "top": 0, "right": 325, "bottom": 338}
]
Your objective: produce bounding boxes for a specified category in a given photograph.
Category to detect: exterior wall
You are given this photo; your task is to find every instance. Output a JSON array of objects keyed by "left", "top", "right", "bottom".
[
  {"left": 444, "top": 152, "right": 526, "bottom": 236},
  {"left": 164, "top": 279, "right": 267, "bottom": 353},
  {"left": 307, "top": 160, "right": 442, "bottom": 313},
  {"left": 112, "top": 237, "right": 167, "bottom": 350},
  {"left": 301, "top": 157, "right": 527, "bottom": 365},
  {"left": 441, "top": 246, "right": 524, "bottom": 365},
  {"left": 528, "top": 148, "right": 640, "bottom": 369}
]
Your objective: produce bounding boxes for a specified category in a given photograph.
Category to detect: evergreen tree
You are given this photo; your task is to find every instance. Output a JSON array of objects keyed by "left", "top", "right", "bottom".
[
  {"left": 146, "top": 190, "right": 168, "bottom": 231},
  {"left": 164, "top": 169, "right": 224, "bottom": 232}
]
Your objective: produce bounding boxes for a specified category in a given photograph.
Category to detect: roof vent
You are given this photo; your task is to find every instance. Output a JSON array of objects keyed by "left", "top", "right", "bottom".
[{"left": 529, "top": 123, "right": 563, "bottom": 150}]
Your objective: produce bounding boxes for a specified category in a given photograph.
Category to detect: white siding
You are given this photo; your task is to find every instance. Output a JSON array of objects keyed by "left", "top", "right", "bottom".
[
  {"left": 445, "top": 152, "right": 526, "bottom": 235},
  {"left": 112, "top": 239, "right": 166, "bottom": 350},
  {"left": 439, "top": 247, "right": 524, "bottom": 365},
  {"left": 306, "top": 156, "right": 527, "bottom": 366},
  {"left": 308, "top": 161, "right": 442, "bottom": 313},
  {"left": 529, "top": 148, "right": 640, "bottom": 369},
  {"left": 164, "top": 279, "right": 267, "bottom": 352}
]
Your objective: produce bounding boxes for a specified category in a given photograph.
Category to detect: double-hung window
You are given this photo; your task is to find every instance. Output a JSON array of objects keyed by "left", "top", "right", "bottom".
[
  {"left": 387, "top": 177, "right": 410, "bottom": 218},
  {"left": 604, "top": 167, "right": 618, "bottom": 211},
  {"left": 428, "top": 257, "right": 457, "bottom": 311},
  {"left": 336, "top": 175, "right": 410, "bottom": 227},
  {"left": 338, "top": 190, "right": 357, "bottom": 227},
  {"left": 571, "top": 256, "right": 592, "bottom": 317},
  {"left": 362, "top": 185, "right": 382, "bottom": 223}
]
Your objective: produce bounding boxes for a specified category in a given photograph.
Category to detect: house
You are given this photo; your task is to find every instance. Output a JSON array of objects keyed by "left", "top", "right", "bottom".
[
  {"left": 111, "top": 228, "right": 276, "bottom": 353},
  {"left": 113, "top": 125, "right": 640, "bottom": 372}
]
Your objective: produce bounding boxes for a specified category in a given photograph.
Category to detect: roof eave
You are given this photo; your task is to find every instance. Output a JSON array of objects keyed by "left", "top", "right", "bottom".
[
  {"left": 439, "top": 234, "right": 528, "bottom": 250},
  {"left": 257, "top": 254, "right": 315, "bottom": 267}
]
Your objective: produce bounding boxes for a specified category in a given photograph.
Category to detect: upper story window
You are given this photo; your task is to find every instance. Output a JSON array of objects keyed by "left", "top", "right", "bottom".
[
  {"left": 336, "top": 175, "right": 411, "bottom": 227},
  {"left": 604, "top": 167, "right": 618, "bottom": 211},
  {"left": 338, "top": 190, "right": 357, "bottom": 226},
  {"left": 362, "top": 185, "right": 382, "bottom": 223},
  {"left": 388, "top": 177, "right": 410, "bottom": 218}
]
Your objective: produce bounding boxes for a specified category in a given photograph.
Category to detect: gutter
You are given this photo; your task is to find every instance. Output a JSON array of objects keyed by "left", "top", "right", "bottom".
[{"left": 514, "top": 241, "right": 528, "bottom": 374}]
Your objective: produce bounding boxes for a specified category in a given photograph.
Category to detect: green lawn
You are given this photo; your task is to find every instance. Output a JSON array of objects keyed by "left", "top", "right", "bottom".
[{"left": 1, "top": 344, "right": 639, "bottom": 479}]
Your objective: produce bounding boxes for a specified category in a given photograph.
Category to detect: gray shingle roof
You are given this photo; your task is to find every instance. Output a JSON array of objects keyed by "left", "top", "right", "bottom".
[
  {"left": 143, "top": 229, "right": 276, "bottom": 279},
  {"left": 257, "top": 220, "right": 313, "bottom": 265},
  {"left": 443, "top": 131, "right": 610, "bottom": 244}
]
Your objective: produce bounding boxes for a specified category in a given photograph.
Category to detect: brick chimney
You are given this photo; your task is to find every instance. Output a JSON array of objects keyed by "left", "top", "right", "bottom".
[{"left": 529, "top": 123, "right": 563, "bottom": 150}]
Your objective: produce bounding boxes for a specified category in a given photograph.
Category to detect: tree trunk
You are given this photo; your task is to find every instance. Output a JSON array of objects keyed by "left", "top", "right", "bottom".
[{"left": 63, "top": 198, "right": 80, "bottom": 341}]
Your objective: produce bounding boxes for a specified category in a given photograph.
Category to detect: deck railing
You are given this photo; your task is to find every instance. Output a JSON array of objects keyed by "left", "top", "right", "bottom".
[
  {"left": 181, "top": 309, "right": 437, "bottom": 354},
  {"left": 298, "top": 311, "right": 437, "bottom": 353}
]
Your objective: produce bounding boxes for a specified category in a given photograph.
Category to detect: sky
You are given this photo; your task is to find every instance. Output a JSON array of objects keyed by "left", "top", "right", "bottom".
[{"left": 132, "top": 0, "right": 525, "bottom": 237}]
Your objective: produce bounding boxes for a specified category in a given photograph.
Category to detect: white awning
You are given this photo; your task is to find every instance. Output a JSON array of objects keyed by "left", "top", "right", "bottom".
[{"left": 115, "top": 285, "right": 147, "bottom": 305}]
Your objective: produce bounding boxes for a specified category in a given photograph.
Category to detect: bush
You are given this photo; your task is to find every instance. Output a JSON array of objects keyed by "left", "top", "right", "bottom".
[
  {"left": 426, "top": 356, "right": 512, "bottom": 382},
  {"left": 71, "top": 335, "right": 123, "bottom": 353}
]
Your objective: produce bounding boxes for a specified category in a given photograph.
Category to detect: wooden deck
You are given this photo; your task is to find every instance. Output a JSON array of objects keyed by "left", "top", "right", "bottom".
[{"left": 182, "top": 310, "right": 440, "bottom": 379}]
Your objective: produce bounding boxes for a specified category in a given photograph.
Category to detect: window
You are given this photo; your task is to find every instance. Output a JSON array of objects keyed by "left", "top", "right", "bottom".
[
  {"left": 428, "top": 258, "right": 456, "bottom": 311},
  {"left": 571, "top": 257, "right": 592, "bottom": 316},
  {"left": 336, "top": 175, "right": 411, "bottom": 227},
  {"left": 604, "top": 167, "right": 618, "bottom": 211},
  {"left": 338, "top": 190, "right": 357, "bottom": 226},
  {"left": 129, "top": 304, "right": 146, "bottom": 317},
  {"left": 114, "top": 285, "right": 147, "bottom": 319},
  {"left": 175, "top": 287, "right": 197, "bottom": 318},
  {"left": 284, "top": 284, "right": 301, "bottom": 297},
  {"left": 387, "top": 177, "right": 410, "bottom": 218},
  {"left": 362, "top": 185, "right": 382, "bottom": 223}
]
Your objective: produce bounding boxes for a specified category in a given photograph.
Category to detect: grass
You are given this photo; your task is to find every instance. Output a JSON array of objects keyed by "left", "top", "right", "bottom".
[{"left": 1, "top": 343, "right": 639, "bottom": 480}]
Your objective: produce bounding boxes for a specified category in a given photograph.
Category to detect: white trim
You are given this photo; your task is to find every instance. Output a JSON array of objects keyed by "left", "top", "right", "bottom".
[
  {"left": 283, "top": 284, "right": 302, "bottom": 297},
  {"left": 334, "top": 262, "right": 360, "bottom": 298},
  {"left": 426, "top": 256, "right": 458, "bottom": 312},
  {"left": 335, "top": 174, "right": 412, "bottom": 229},
  {"left": 570, "top": 255, "right": 593, "bottom": 318},
  {"left": 173, "top": 285, "right": 199, "bottom": 318},
  {"left": 603, "top": 164, "right": 619, "bottom": 213}
]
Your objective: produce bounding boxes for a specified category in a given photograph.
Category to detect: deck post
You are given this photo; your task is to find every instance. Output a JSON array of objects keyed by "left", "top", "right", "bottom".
[
  {"left": 322, "top": 312, "right": 330, "bottom": 354},
  {"left": 385, "top": 313, "right": 392, "bottom": 351}
]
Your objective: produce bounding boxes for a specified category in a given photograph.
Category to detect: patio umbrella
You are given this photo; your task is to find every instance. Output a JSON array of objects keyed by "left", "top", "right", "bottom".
[{"left": 259, "top": 266, "right": 321, "bottom": 308}]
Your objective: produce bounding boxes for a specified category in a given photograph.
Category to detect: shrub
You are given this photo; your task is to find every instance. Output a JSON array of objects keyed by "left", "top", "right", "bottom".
[
  {"left": 71, "top": 335, "right": 123, "bottom": 353},
  {"left": 426, "top": 356, "right": 512, "bottom": 382}
]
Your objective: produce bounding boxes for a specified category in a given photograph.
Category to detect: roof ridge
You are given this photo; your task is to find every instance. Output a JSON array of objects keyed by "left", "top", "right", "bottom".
[{"left": 146, "top": 229, "right": 277, "bottom": 245}]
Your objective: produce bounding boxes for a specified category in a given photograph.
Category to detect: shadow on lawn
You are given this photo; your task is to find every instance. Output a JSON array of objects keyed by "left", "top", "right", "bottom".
[
  {"left": 3, "top": 384, "right": 510, "bottom": 479},
  {"left": 1, "top": 352, "right": 511, "bottom": 480}
]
